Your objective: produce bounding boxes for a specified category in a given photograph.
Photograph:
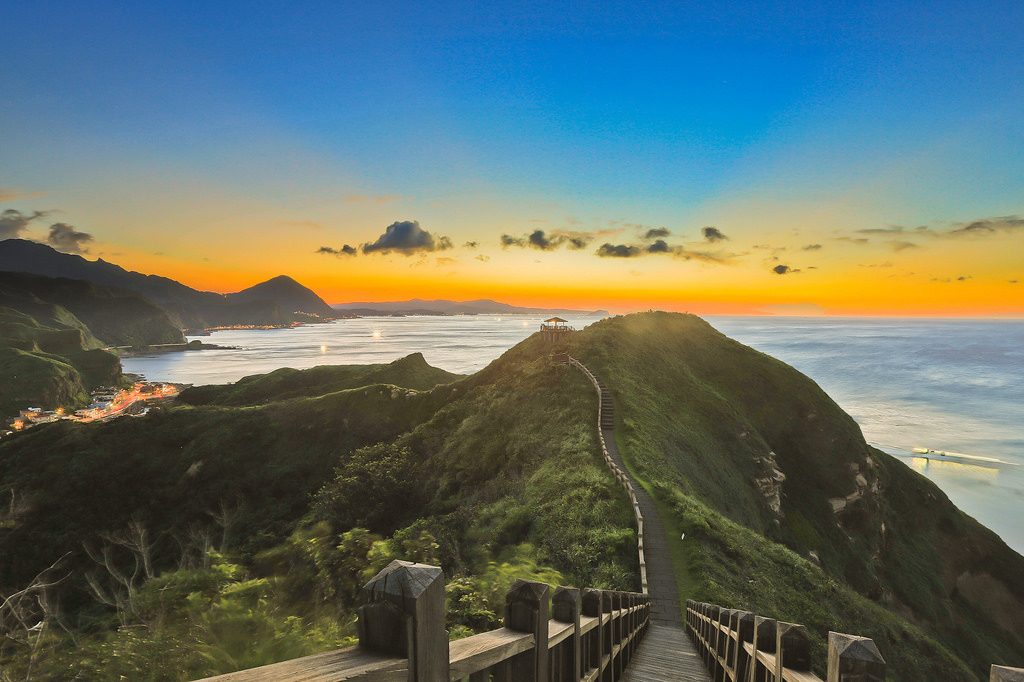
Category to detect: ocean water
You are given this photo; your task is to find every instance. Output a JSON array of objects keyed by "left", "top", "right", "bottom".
[{"left": 122, "top": 315, "right": 1024, "bottom": 554}]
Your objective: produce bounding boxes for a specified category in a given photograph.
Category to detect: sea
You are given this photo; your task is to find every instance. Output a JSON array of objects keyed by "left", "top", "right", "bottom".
[{"left": 122, "top": 315, "right": 1024, "bottom": 555}]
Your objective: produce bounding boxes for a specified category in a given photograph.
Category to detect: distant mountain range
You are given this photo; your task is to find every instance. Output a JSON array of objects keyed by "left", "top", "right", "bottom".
[
  {"left": 333, "top": 298, "right": 608, "bottom": 317},
  {"left": 0, "top": 239, "right": 336, "bottom": 329}
]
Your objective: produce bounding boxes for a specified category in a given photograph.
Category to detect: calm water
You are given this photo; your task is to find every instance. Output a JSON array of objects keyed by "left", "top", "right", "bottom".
[{"left": 123, "top": 315, "right": 1024, "bottom": 554}]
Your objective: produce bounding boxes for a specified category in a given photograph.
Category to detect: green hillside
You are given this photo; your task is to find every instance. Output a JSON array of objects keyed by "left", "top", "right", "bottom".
[
  {"left": 0, "top": 313, "right": 1019, "bottom": 680},
  {"left": 179, "top": 352, "right": 462, "bottom": 406},
  {"left": 561, "top": 312, "right": 1024, "bottom": 679},
  {"left": 0, "top": 306, "right": 122, "bottom": 417},
  {"left": 0, "top": 270, "right": 184, "bottom": 347}
]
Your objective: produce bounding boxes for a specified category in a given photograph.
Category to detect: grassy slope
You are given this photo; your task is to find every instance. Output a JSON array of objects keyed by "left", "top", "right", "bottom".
[
  {"left": 0, "top": 271, "right": 184, "bottom": 346},
  {"left": 0, "top": 345, "right": 633, "bottom": 619},
  {"left": 0, "top": 307, "right": 122, "bottom": 417},
  {"left": 179, "top": 353, "right": 462, "bottom": 406},
  {"left": 564, "top": 312, "right": 1023, "bottom": 681}
]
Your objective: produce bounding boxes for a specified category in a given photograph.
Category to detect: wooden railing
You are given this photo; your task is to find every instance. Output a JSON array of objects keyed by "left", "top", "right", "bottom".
[
  {"left": 687, "top": 599, "right": 885, "bottom": 682},
  {"left": 686, "top": 600, "right": 1024, "bottom": 682},
  {"left": 561, "top": 354, "right": 648, "bottom": 595},
  {"left": 199, "top": 560, "right": 650, "bottom": 681}
]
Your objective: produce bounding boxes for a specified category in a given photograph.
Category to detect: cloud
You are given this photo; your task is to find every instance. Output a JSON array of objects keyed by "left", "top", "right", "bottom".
[
  {"left": 1009, "top": 279, "right": 1019, "bottom": 284},
  {"left": 847, "top": 215, "right": 1024, "bottom": 242},
  {"left": 362, "top": 220, "right": 452, "bottom": 255},
  {"left": 594, "top": 239, "right": 730, "bottom": 264},
  {"left": 856, "top": 225, "right": 932, "bottom": 235},
  {"left": 463, "top": 241, "right": 479, "bottom": 249},
  {"left": 436, "top": 256, "right": 458, "bottom": 266},
  {"left": 957, "top": 275, "right": 972, "bottom": 281},
  {"left": 772, "top": 264, "right": 800, "bottom": 275},
  {"left": 802, "top": 244, "right": 823, "bottom": 251},
  {"left": 643, "top": 227, "right": 671, "bottom": 240},
  {"left": 949, "top": 215, "right": 1024, "bottom": 236},
  {"left": 702, "top": 226, "right": 728, "bottom": 242},
  {"left": 475, "top": 254, "right": 490, "bottom": 262},
  {"left": 500, "top": 229, "right": 595, "bottom": 251},
  {"left": 317, "top": 244, "right": 357, "bottom": 256},
  {"left": 596, "top": 243, "right": 642, "bottom": 258},
  {"left": 0, "top": 209, "right": 47, "bottom": 239},
  {"left": 47, "top": 222, "right": 94, "bottom": 253},
  {"left": 889, "top": 240, "right": 919, "bottom": 251},
  {"left": 835, "top": 236, "right": 870, "bottom": 245}
]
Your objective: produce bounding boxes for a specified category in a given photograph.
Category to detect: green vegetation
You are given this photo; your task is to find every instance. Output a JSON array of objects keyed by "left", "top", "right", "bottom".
[
  {"left": 0, "top": 312, "right": 1019, "bottom": 681},
  {"left": 561, "top": 312, "right": 1024, "bottom": 681},
  {"left": 0, "top": 349, "right": 633, "bottom": 679},
  {"left": 179, "top": 352, "right": 461, "bottom": 406},
  {"left": 0, "top": 306, "right": 123, "bottom": 417}
]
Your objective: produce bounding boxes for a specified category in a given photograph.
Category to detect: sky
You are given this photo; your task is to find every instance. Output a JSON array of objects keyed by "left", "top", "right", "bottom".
[{"left": 2, "top": 1, "right": 1023, "bottom": 315}]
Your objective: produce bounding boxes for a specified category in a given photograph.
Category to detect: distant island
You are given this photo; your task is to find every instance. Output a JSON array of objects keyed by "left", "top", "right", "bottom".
[{"left": 333, "top": 298, "right": 608, "bottom": 317}]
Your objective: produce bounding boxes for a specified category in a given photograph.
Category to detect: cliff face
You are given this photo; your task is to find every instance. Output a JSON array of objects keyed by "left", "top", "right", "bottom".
[{"left": 563, "top": 312, "right": 1023, "bottom": 679}]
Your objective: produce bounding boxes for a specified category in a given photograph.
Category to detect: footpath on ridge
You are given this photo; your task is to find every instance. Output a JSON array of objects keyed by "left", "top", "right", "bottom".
[{"left": 569, "top": 356, "right": 710, "bottom": 681}]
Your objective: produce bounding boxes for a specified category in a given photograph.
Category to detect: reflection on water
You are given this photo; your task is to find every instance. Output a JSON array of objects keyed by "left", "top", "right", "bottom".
[
  {"left": 123, "top": 314, "right": 1024, "bottom": 555},
  {"left": 905, "top": 456, "right": 1001, "bottom": 480}
]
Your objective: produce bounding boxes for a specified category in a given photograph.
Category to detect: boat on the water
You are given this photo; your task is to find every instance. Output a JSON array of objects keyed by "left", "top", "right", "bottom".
[{"left": 910, "top": 447, "right": 1018, "bottom": 468}]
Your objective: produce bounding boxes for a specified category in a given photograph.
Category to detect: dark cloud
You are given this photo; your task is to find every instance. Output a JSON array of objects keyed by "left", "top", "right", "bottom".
[
  {"left": 889, "top": 240, "right": 919, "bottom": 252},
  {"left": 0, "top": 209, "right": 47, "bottom": 239},
  {"left": 772, "top": 264, "right": 799, "bottom": 275},
  {"left": 643, "top": 227, "right": 671, "bottom": 240},
  {"left": 594, "top": 239, "right": 730, "bottom": 264},
  {"left": 463, "top": 241, "right": 479, "bottom": 249},
  {"left": 702, "top": 226, "right": 728, "bottom": 242},
  {"left": 835, "top": 236, "right": 870, "bottom": 245},
  {"left": 529, "top": 230, "right": 557, "bottom": 250},
  {"left": 848, "top": 215, "right": 1024, "bottom": 242},
  {"left": 957, "top": 275, "right": 972, "bottom": 281},
  {"left": 949, "top": 215, "right": 1024, "bottom": 236},
  {"left": 856, "top": 225, "right": 932, "bottom": 235},
  {"left": 317, "top": 244, "right": 357, "bottom": 256},
  {"left": 47, "top": 222, "right": 93, "bottom": 253},
  {"left": 1009, "top": 279, "right": 1019, "bottom": 284},
  {"left": 501, "top": 229, "right": 595, "bottom": 251},
  {"left": 802, "top": 244, "right": 823, "bottom": 251},
  {"left": 596, "top": 243, "right": 642, "bottom": 258},
  {"left": 475, "top": 254, "right": 490, "bottom": 262},
  {"left": 362, "top": 220, "right": 452, "bottom": 255}
]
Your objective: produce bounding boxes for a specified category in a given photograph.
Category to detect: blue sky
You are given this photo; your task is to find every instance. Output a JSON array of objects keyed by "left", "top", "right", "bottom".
[{"left": 2, "top": 1, "right": 1022, "bottom": 313}]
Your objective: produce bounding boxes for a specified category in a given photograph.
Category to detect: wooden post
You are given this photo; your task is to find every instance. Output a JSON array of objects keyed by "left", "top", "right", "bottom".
[
  {"left": 750, "top": 616, "right": 776, "bottom": 682},
  {"left": 553, "top": 587, "right": 582, "bottom": 682},
  {"left": 583, "top": 588, "right": 604, "bottom": 680},
  {"left": 827, "top": 632, "right": 886, "bottom": 681},
  {"left": 991, "top": 666, "right": 1024, "bottom": 682},
  {"left": 734, "top": 611, "right": 754, "bottom": 682},
  {"left": 359, "top": 560, "right": 449, "bottom": 682},
  {"left": 776, "top": 623, "right": 811, "bottom": 679},
  {"left": 506, "top": 579, "right": 550, "bottom": 682},
  {"left": 601, "top": 591, "right": 614, "bottom": 682}
]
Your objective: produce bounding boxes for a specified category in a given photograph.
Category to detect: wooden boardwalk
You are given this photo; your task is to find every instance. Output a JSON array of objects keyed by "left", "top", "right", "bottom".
[
  {"left": 594, "top": 374, "right": 711, "bottom": 681},
  {"left": 621, "top": 624, "right": 710, "bottom": 682}
]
